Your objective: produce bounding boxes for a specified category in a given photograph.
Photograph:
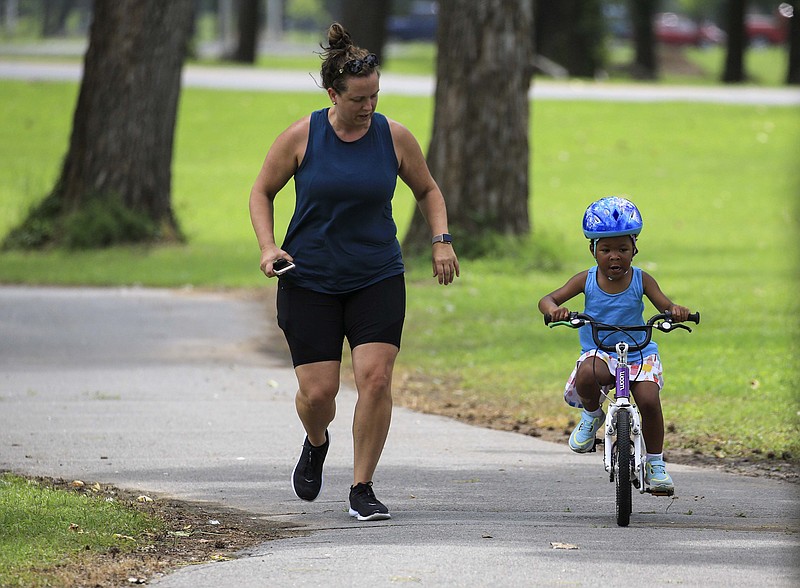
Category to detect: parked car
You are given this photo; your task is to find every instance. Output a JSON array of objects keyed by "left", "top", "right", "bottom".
[
  {"left": 387, "top": 1, "right": 438, "bottom": 42},
  {"left": 654, "top": 12, "right": 724, "bottom": 47},
  {"left": 746, "top": 13, "right": 789, "bottom": 45}
]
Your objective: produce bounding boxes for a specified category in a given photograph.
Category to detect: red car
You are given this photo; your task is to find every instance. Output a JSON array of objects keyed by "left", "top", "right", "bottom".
[
  {"left": 746, "top": 13, "right": 789, "bottom": 45},
  {"left": 654, "top": 13, "right": 725, "bottom": 46}
]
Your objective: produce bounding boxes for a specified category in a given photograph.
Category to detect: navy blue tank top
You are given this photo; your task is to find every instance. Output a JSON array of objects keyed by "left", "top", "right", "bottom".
[{"left": 281, "top": 108, "right": 404, "bottom": 293}]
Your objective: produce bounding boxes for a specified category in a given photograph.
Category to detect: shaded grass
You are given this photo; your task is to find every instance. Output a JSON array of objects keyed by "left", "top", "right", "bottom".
[
  {"left": 606, "top": 44, "right": 789, "bottom": 86},
  {"left": 683, "top": 44, "right": 789, "bottom": 86},
  {"left": 0, "top": 79, "right": 798, "bottom": 461}
]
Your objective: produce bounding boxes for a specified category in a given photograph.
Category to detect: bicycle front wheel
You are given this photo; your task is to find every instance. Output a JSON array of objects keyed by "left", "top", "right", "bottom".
[{"left": 615, "top": 410, "right": 632, "bottom": 527}]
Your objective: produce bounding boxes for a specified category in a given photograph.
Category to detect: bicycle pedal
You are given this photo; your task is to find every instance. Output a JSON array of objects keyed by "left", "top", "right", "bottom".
[
  {"left": 646, "top": 487, "right": 674, "bottom": 497},
  {"left": 591, "top": 438, "right": 603, "bottom": 452}
]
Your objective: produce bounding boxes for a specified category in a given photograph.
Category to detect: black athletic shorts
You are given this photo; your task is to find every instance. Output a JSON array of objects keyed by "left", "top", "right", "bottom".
[{"left": 276, "top": 274, "right": 406, "bottom": 367}]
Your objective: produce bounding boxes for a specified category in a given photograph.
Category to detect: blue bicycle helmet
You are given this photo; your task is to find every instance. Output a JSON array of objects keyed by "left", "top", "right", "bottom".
[{"left": 582, "top": 196, "right": 643, "bottom": 239}]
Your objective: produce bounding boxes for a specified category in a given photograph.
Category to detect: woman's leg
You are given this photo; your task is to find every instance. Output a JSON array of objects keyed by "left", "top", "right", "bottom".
[
  {"left": 350, "top": 342, "right": 398, "bottom": 485},
  {"left": 294, "top": 361, "right": 341, "bottom": 446}
]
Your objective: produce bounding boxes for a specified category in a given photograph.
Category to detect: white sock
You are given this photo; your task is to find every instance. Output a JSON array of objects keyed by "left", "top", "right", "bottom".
[
  {"left": 585, "top": 407, "right": 604, "bottom": 418},
  {"left": 646, "top": 453, "right": 663, "bottom": 462}
]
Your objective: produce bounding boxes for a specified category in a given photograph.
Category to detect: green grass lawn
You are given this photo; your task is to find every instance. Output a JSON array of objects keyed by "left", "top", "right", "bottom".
[
  {"left": 1, "top": 78, "right": 798, "bottom": 462},
  {"left": 606, "top": 43, "right": 789, "bottom": 86},
  {"left": 0, "top": 473, "right": 162, "bottom": 587}
]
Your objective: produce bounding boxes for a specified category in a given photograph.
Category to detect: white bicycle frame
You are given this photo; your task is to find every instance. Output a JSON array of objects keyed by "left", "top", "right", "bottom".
[{"left": 603, "top": 341, "right": 648, "bottom": 492}]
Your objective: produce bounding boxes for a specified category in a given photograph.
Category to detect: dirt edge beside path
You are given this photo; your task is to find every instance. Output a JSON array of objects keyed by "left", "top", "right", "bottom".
[{"left": 5, "top": 475, "right": 302, "bottom": 588}]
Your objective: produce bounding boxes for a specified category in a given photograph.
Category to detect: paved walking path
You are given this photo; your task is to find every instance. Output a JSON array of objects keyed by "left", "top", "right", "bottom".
[
  {"left": 0, "top": 286, "right": 797, "bottom": 586},
  {"left": 3, "top": 59, "right": 800, "bottom": 104}
]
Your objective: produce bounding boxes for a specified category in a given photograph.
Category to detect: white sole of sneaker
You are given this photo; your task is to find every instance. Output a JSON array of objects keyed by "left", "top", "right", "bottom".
[{"left": 349, "top": 508, "right": 391, "bottom": 521}]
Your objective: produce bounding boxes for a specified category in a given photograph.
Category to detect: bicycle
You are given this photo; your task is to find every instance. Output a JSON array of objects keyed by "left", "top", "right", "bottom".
[{"left": 544, "top": 310, "right": 700, "bottom": 526}]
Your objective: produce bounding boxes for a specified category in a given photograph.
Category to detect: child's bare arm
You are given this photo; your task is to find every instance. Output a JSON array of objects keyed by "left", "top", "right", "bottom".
[
  {"left": 642, "top": 272, "right": 690, "bottom": 322},
  {"left": 538, "top": 271, "right": 587, "bottom": 321}
]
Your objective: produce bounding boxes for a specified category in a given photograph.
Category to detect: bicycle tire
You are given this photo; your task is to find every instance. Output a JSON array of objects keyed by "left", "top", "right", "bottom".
[{"left": 615, "top": 410, "right": 632, "bottom": 527}]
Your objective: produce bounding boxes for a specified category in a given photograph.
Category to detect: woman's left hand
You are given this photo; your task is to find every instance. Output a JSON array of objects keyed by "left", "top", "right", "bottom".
[{"left": 432, "top": 244, "right": 460, "bottom": 285}]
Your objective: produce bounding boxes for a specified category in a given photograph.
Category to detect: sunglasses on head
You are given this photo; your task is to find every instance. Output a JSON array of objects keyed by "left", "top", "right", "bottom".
[{"left": 336, "top": 53, "right": 379, "bottom": 78}]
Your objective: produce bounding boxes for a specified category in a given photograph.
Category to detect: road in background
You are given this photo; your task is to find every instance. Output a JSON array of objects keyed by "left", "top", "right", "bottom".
[{"left": 2, "top": 60, "right": 800, "bottom": 105}]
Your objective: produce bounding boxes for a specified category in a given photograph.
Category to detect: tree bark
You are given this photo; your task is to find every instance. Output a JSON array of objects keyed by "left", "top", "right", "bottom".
[
  {"left": 42, "top": 0, "right": 76, "bottom": 37},
  {"left": 722, "top": 0, "right": 748, "bottom": 83},
  {"left": 341, "top": 0, "right": 390, "bottom": 63},
  {"left": 786, "top": 2, "right": 800, "bottom": 85},
  {"left": 402, "top": 0, "right": 533, "bottom": 257},
  {"left": 231, "top": 0, "right": 260, "bottom": 63},
  {"left": 66, "top": 0, "right": 192, "bottom": 218},
  {"left": 630, "top": 0, "right": 658, "bottom": 80},
  {"left": 534, "top": 0, "right": 604, "bottom": 78},
  {"left": 4, "top": 0, "right": 194, "bottom": 249}
]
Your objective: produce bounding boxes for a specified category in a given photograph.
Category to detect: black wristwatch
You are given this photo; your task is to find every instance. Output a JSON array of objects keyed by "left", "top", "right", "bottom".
[{"left": 431, "top": 233, "right": 453, "bottom": 245}]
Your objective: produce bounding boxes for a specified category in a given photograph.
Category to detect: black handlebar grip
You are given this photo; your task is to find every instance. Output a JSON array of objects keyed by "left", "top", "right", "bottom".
[
  {"left": 688, "top": 312, "right": 700, "bottom": 324},
  {"left": 544, "top": 313, "right": 552, "bottom": 325}
]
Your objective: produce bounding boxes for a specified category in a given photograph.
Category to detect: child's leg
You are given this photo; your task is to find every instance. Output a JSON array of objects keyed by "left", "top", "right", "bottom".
[
  {"left": 632, "top": 380, "right": 674, "bottom": 490},
  {"left": 573, "top": 357, "right": 614, "bottom": 411},
  {"left": 631, "top": 381, "right": 664, "bottom": 453},
  {"left": 566, "top": 352, "right": 616, "bottom": 454}
]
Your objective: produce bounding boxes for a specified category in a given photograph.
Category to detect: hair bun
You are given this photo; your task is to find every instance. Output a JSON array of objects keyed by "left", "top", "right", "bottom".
[{"left": 327, "top": 22, "right": 353, "bottom": 51}]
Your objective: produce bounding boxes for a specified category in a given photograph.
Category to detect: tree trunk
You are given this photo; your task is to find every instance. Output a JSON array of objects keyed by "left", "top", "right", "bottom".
[
  {"left": 231, "top": 0, "right": 260, "bottom": 63},
  {"left": 340, "top": 0, "right": 389, "bottom": 63},
  {"left": 786, "top": 2, "right": 800, "bottom": 85},
  {"left": 42, "top": 0, "right": 75, "bottom": 37},
  {"left": 534, "top": 0, "right": 604, "bottom": 78},
  {"left": 722, "top": 0, "right": 748, "bottom": 83},
  {"left": 402, "top": 0, "right": 533, "bottom": 258},
  {"left": 4, "top": 0, "right": 19, "bottom": 33},
  {"left": 630, "top": 0, "right": 658, "bottom": 80},
  {"left": 3, "top": 0, "right": 194, "bottom": 250},
  {"left": 265, "top": 0, "right": 284, "bottom": 42}
]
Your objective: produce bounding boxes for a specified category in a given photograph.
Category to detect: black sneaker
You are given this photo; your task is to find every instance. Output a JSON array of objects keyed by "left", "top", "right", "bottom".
[
  {"left": 348, "top": 481, "right": 391, "bottom": 521},
  {"left": 291, "top": 430, "right": 329, "bottom": 501}
]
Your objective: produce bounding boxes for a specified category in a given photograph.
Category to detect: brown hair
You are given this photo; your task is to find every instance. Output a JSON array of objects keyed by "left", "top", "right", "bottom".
[{"left": 319, "top": 22, "right": 378, "bottom": 93}]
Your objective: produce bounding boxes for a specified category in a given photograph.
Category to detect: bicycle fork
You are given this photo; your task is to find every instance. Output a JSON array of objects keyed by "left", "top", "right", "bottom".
[{"left": 603, "top": 343, "right": 647, "bottom": 492}]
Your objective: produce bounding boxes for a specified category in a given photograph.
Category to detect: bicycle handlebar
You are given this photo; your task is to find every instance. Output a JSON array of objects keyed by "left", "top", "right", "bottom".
[{"left": 543, "top": 311, "right": 700, "bottom": 353}]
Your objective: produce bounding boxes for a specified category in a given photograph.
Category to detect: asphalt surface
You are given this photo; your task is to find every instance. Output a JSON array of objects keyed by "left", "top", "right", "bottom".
[{"left": 0, "top": 286, "right": 797, "bottom": 587}]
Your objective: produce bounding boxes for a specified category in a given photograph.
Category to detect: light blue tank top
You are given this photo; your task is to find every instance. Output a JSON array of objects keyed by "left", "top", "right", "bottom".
[
  {"left": 281, "top": 109, "right": 404, "bottom": 294},
  {"left": 579, "top": 266, "right": 659, "bottom": 361}
]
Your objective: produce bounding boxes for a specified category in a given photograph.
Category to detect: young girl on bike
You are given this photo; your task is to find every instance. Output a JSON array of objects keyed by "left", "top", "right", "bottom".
[{"left": 538, "top": 196, "right": 690, "bottom": 491}]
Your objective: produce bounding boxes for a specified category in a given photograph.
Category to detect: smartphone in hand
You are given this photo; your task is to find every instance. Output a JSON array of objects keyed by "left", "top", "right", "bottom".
[{"left": 272, "top": 258, "right": 295, "bottom": 275}]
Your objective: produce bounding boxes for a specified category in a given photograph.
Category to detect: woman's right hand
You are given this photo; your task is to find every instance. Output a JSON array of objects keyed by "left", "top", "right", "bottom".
[{"left": 260, "top": 248, "right": 293, "bottom": 278}]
